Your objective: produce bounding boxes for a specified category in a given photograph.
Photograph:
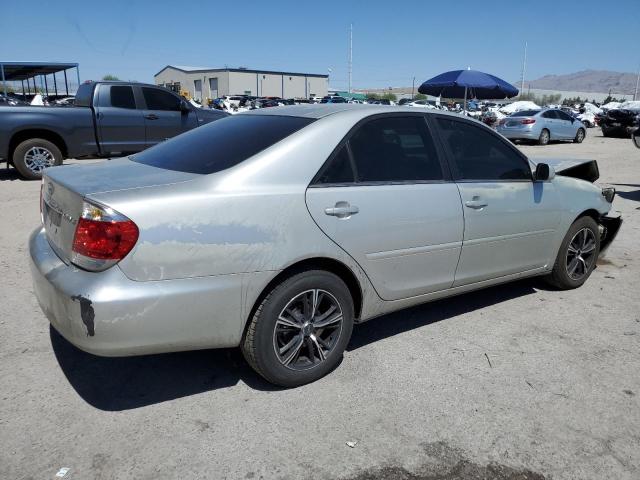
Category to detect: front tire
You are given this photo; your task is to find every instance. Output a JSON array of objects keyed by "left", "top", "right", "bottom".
[
  {"left": 574, "top": 128, "right": 586, "bottom": 143},
  {"left": 242, "top": 270, "right": 354, "bottom": 387},
  {"left": 12, "top": 138, "right": 63, "bottom": 180},
  {"left": 546, "top": 216, "right": 600, "bottom": 290},
  {"left": 538, "top": 128, "right": 550, "bottom": 145}
]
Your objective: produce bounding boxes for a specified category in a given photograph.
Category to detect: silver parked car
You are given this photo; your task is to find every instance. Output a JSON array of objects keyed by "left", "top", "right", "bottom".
[
  {"left": 30, "top": 105, "right": 621, "bottom": 386},
  {"left": 496, "top": 108, "right": 586, "bottom": 145}
]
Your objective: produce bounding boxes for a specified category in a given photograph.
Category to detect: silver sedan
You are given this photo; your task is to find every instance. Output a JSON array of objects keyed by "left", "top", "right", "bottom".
[
  {"left": 30, "top": 105, "right": 620, "bottom": 386},
  {"left": 497, "top": 108, "right": 586, "bottom": 145}
]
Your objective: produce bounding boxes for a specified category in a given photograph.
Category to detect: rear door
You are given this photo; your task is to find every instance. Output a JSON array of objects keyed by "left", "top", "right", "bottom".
[
  {"left": 434, "top": 116, "right": 562, "bottom": 286},
  {"left": 306, "top": 114, "right": 464, "bottom": 301},
  {"left": 140, "top": 86, "right": 198, "bottom": 147},
  {"left": 94, "top": 84, "right": 146, "bottom": 154}
]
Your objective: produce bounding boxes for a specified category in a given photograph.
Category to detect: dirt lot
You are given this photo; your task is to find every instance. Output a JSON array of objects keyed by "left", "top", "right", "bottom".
[{"left": 1, "top": 129, "right": 639, "bottom": 480}]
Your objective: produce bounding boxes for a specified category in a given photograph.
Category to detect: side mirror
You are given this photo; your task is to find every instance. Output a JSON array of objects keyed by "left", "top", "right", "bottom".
[
  {"left": 534, "top": 163, "right": 555, "bottom": 181},
  {"left": 180, "top": 100, "right": 191, "bottom": 113},
  {"left": 633, "top": 129, "right": 640, "bottom": 149}
]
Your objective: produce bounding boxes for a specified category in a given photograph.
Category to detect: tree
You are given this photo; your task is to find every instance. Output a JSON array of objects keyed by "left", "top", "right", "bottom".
[
  {"left": 102, "top": 74, "right": 120, "bottom": 81},
  {"left": 381, "top": 92, "right": 397, "bottom": 102},
  {"left": 413, "top": 93, "right": 427, "bottom": 100}
]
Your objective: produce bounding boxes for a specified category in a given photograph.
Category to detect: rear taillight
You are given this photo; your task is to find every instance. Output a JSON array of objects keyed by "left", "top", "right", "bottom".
[
  {"left": 71, "top": 201, "right": 139, "bottom": 270},
  {"left": 521, "top": 118, "right": 536, "bottom": 124}
]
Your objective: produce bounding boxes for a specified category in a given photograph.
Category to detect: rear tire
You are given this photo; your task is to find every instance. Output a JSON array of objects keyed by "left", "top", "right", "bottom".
[
  {"left": 12, "top": 138, "right": 63, "bottom": 180},
  {"left": 242, "top": 270, "right": 354, "bottom": 387},
  {"left": 545, "top": 216, "right": 600, "bottom": 290},
  {"left": 574, "top": 128, "right": 585, "bottom": 143},
  {"left": 582, "top": 120, "right": 591, "bottom": 128},
  {"left": 538, "top": 128, "right": 550, "bottom": 145}
]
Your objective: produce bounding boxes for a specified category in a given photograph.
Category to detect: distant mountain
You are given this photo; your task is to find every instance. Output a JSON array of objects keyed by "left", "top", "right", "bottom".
[{"left": 519, "top": 70, "right": 638, "bottom": 94}]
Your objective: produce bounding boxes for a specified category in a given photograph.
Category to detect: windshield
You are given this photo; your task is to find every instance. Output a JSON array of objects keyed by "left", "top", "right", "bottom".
[{"left": 131, "top": 115, "right": 315, "bottom": 174}]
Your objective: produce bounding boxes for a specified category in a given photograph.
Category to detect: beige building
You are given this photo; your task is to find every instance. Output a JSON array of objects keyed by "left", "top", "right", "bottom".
[{"left": 154, "top": 65, "right": 328, "bottom": 101}]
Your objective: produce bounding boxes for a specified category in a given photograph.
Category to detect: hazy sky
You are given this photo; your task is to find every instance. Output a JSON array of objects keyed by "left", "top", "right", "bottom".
[{"left": 2, "top": 0, "right": 639, "bottom": 89}]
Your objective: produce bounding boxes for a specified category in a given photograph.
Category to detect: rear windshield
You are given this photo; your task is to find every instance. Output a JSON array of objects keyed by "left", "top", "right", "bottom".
[
  {"left": 131, "top": 115, "right": 314, "bottom": 174},
  {"left": 510, "top": 110, "right": 540, "bottom": 117}
]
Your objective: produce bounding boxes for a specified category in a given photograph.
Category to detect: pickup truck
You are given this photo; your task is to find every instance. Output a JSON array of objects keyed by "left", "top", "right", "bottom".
[{"left": 0, "top": 81, "right": 228, "bottom": 179}]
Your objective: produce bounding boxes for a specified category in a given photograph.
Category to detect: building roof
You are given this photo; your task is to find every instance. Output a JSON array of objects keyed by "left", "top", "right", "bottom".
[
  {"left": 155, "top": 65, "right": 329, "bottom": 79},
  {"left": 0, "top": 62, "right": 78, "bottom": 81}
]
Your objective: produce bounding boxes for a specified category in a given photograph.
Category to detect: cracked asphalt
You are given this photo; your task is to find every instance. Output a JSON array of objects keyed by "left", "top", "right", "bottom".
[{"left": 1, "top": 129, "right": 638, "bottom": 479}]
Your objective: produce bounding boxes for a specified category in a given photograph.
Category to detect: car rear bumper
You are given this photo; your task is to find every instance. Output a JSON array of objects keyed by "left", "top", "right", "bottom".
[
  {"left": 496, "top": 127, "right": 540, "bottom": 140},
  {"left": 29, "top": 227, "right": 271, "bottom": 356}
]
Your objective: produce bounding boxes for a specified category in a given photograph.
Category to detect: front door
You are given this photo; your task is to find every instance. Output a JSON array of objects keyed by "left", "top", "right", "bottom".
[
  {"left": 140, "top": 86, "right": 197, "bottom": 147},
  {"left": 306, "top": 114, "right": 464, "bottom": 301},
  {"left": 434, "top": 116, "right": 562, "bottom": 286}
]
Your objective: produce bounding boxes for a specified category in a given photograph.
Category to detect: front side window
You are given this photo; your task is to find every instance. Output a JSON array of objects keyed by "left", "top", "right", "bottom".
[
  {"left": 131, "top": 115, "right": 314, "bottom": 174},
  {"left": 142, "top": 87, "right": 181, "bottom": 111},
  {"left": 436, "top": 118, "right": 531, "bottom": 181},
  {"left": 110, "top": 86, "right": 136, "bottom": 109},
  {"left": 348, "top": 116, "right": 443, "bottom": 182}
]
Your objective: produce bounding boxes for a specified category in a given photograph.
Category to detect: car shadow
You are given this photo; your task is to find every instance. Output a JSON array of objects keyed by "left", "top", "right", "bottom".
[
  {"left": 52, "top": 280, "right": 539, "bottom": 411},
  {"left": 50, "top": 327, "right": 281, "bottom": 411},
  {"left": 0, "top": 167, "right": 26, "bottom": 181},
  {"left": 611, "top": 184, "right": 640, "bottom": 203},
  {"left": 348, "top": 280, "right": 537, "bottom": 350}
]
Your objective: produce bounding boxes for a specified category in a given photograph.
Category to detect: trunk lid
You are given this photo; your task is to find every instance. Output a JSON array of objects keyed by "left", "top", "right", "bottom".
[{"left": 42, "top": 158, "right": 199, "bottom": 263}]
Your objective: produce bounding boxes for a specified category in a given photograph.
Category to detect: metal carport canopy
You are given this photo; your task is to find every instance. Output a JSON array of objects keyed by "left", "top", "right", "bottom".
[{"left": 0, "top": 61, "right": 80, "bottom": 96}]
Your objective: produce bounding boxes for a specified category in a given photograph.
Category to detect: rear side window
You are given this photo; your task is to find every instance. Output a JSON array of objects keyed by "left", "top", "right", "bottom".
[
  {"left": 110, "top": 86, "right": 136, "bottom": 109},
  {"left": 436, "top": 118, "right": 531, "bottom": 181},
  {"left": 131, "top": 115, "right": 315, "bottom": 174},
  {"left": 142, "top": 87, "right": 181, "bottom": 111},
  {"left": 349, "top": 116, "right": 443, "bottom": 182},
  {"left": 315, "top": 145, "right": 355, "bottom": 184}
]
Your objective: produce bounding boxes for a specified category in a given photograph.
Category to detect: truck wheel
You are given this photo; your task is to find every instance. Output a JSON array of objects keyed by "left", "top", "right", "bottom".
[
  {"left": 242, "top": 270, "right": 354, "bottom": 387},
  {"left": 12, "top": 138, "right": 63, "bottom": 180},
  {"left": 545, "top": 216, "right": 600, "bottom": 290}
]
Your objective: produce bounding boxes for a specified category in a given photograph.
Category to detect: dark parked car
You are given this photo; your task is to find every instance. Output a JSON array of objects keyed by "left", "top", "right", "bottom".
[
  {"left": 599, "top": 101, "right": 640, "bottom": 138},
  {"left": 0, "top": 81, "right": 228, "bottom": 179}
]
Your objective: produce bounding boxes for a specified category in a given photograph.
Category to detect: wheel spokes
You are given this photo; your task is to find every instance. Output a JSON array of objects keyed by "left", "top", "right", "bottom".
[{"left": 273, "top": 288, "right": 344, "bottom": 371}]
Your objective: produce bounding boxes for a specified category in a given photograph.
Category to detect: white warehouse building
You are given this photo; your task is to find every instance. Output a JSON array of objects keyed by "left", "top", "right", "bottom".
[{"left": 154, "top": 65, "right": 329, "bottom": 102}]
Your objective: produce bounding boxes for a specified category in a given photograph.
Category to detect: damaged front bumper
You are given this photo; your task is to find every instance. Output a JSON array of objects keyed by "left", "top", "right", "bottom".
[
  {"left": 29, "top": 227, "right": 268, "bottom": 356},
  {"left": 598, "top": 214, "right": 622, "bottom": 257}
]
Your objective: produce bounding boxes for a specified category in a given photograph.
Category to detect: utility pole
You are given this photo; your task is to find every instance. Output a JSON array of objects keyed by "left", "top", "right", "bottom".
[
  {"left": 519, "top": 41, "right": 527, "bottom": 98},
  {"left": 348, "top": 23, "right": 353, "bottom": 94},
  {"left": 411, "top": 76, "right": 415, "bottom": 99},
  {"left": 634, "top": 63, "right": 640, "bottom": 101}
]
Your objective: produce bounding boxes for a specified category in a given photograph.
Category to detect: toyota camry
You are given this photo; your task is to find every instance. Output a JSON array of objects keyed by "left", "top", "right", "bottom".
[{"left": 30, "top": 105, "right": 621, "bottom": 386}]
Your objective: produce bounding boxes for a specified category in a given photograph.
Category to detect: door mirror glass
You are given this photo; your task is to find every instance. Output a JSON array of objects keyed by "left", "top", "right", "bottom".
[
  {"left": 633, "top": 129, "right": 640, "bottom": 149},
  {"left": 534, "top": 163, "right": 554, "bottom": 181}
]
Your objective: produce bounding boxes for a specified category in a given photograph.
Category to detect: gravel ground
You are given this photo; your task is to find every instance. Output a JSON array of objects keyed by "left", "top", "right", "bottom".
[{"left": 1, "top": 128, "right": 639, "bottom": 480}]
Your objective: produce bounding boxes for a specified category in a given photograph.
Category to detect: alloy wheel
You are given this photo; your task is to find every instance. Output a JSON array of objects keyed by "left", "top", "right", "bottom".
[
  {"left": 566, "top": 227, "right": 597, "bottom": 280},
  {"left": 24, "top": 147, "right": 55, "bottom": 173},
  {"left": 273, "top": 289, "right": 343, "bottom": 371}
]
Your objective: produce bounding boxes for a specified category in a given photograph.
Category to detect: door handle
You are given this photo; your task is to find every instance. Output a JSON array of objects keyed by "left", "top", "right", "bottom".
[
  {"left": 464, "top": 197, "right": 488, "bottom": 209},
  {"left": 325, "top": 202, "right": 359, "bottom": 218},
  {"left": 144, "top": 114, "right": 159, "bottom": 120}
]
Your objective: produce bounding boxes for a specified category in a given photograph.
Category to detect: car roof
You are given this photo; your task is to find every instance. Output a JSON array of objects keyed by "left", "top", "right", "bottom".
[{"left": 241, "top": 104, "right": 458, "bottom": 120}]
